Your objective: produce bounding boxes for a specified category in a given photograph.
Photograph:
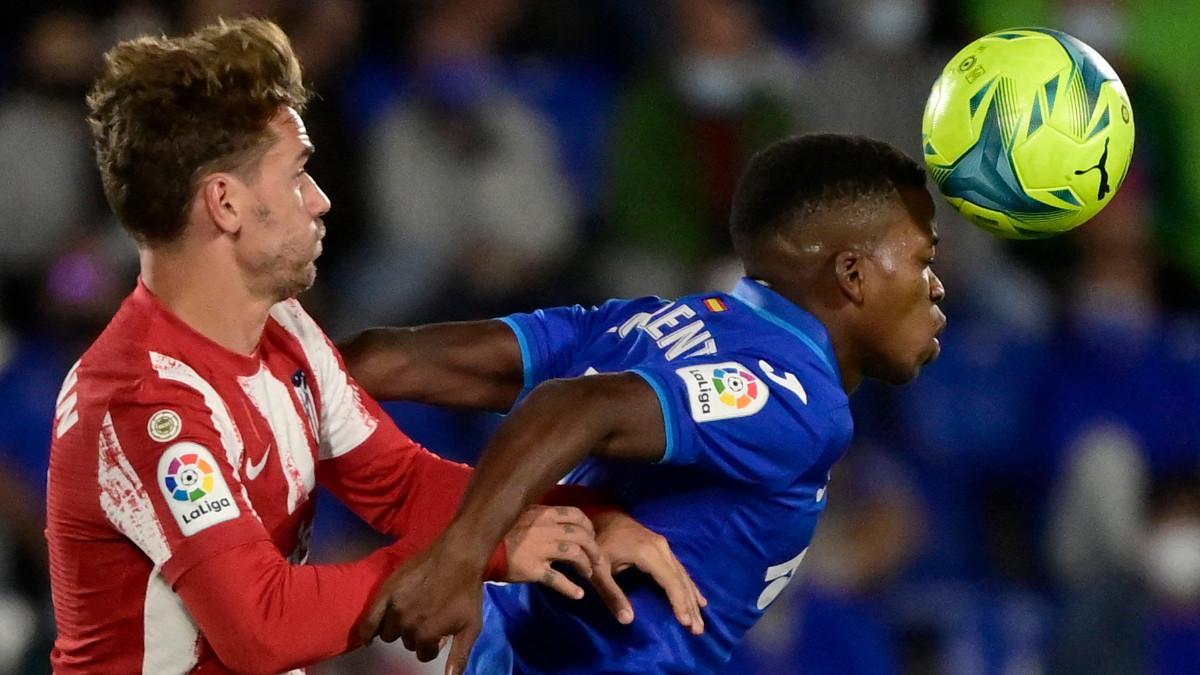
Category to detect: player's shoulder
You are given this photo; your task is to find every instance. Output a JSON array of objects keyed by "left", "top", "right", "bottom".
[
  {"left": 670, "top": 351, "right": 845, "bottom": 426},
  {"left": 53, "top": 350, "right": 217, "bottom": 457},
  {"left": 558, "top": 295, "right": 671, "bottom": 323},
  {"left": 267, "top": 298, "right": 339, "bottom": 361},
  {"left": 102, "top": 356, "right": 216, "bottom": 419}
]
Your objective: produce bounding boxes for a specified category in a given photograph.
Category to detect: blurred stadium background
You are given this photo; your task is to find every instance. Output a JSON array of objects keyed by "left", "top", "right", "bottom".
[{"left": 1, "top": 0, "right": 1199, "bottom": 673}]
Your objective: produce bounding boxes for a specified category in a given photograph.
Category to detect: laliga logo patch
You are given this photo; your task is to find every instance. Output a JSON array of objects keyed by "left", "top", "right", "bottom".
[
  {"left": 676, "top": 361, "right": 769, "bottom": 422},
  {"left": 712, "top": 366, "right": 760, "bottom": 409},
  {"left": 163, "top": 451, "right": 215, "bottom": 502},
  {"left": 147, "top": 409, "right": 182, "bottom": 442},
  {"left": 157, "top": 442, "right": 239, "bottom": 536}
]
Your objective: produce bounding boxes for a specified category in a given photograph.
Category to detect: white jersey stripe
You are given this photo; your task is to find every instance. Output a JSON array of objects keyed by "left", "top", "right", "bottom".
[
  {"left": 269, "top": 301, "right": 377, "bottom": 460},
  {"left": 54, "top": 359, "right": 82, "bottom": 438},
  {"left": 141, "top": 568, "right": 199, "bottom": 674},
  {"left": 149, "top": 352, "right": 246, "bottom": 473},
  {"left": 238, "top": 364, "right": 316, "bottom": 514},
  {"left": 98, "top": 412, "right": 170, "bottom": 566},
  {"left": 149, "top": 351, "right": 261, "bottom": 520}
]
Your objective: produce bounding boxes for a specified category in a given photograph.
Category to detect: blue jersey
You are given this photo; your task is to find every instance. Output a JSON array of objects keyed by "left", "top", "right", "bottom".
[{"left": 467, "top": 278, "right": 854, "bottom": 675}]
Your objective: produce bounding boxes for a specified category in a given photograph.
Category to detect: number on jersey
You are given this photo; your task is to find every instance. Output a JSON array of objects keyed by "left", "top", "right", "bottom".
[{"left": 756, "top": 548, "right": 807, "bottom": 611}]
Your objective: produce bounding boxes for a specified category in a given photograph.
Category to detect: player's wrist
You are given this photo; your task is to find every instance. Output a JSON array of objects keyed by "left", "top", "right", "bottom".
[{"left": 436, "top": 524, "right": 498, "bottom": 575}]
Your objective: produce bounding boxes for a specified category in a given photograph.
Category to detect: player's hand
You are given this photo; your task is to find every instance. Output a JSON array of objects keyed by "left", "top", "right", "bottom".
[
  {"left": 589, "top": 511, "right": 708, "bottom": 635},
  {"left": 358, "top": 537, "right": 485, "bottom": 675},
  {"left": 504, "top": 505, "right": 606, "bottom": 600}
]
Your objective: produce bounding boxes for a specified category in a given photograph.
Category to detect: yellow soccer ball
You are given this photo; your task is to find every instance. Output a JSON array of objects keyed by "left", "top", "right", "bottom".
[{"left": 922, "top": 28, "right": 1135, "bottom": 238}]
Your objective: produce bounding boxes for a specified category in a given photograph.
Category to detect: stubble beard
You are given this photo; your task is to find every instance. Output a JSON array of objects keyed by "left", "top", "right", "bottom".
[{"left": 250, "top": 203, "right": 318, "bottom": 302}]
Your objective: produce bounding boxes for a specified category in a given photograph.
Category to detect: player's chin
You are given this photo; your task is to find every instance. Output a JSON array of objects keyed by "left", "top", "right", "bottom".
[
  {"left": 274, "top": 266, "right": 318, "bottom": 301},
  {"left": 301, "top": 263, "right": 318, "bottom": 289},
  {"left": 885, "top": 344, "right": 939, "bottom": 385}
]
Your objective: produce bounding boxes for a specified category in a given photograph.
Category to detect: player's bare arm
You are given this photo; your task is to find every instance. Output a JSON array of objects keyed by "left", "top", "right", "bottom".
[
  {"left": 359, "top": 372, "right": 706, "bottom": 672},
  {"left": 339, "top": 320, "right": 522, "bottom": 411},
  {"left": 342, "top": 321, "right": 708, "bottom": 634}
]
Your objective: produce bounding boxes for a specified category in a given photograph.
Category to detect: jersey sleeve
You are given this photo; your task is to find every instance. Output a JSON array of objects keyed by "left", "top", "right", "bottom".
[
  {"left": 98, "top": 374, "right": 408, "bottom": 672},
  {"left": 500, "top": 296, "right": 669, "bottom": 394},
  {"left": 629, "top": 357, "right": 839, "bottom": 487}
]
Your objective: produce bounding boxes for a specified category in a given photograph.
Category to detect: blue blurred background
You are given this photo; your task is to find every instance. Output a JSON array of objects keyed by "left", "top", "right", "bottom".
[{"left": 2, "top": 1, "right": 1199, "bottom": 673}]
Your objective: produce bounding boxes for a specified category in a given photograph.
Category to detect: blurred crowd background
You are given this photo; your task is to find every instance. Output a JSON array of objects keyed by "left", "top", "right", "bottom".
[{"left": 1, "top": 0, "right": 1199, "bottom": 673}]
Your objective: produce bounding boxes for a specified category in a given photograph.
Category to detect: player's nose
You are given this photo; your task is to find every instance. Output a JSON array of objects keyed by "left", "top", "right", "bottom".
[
  {"left": 930, "top": 270, "right": 946, "bottom": 303},
  {"left": 306, "top": 175, "right": 332, "bottom": 218}
]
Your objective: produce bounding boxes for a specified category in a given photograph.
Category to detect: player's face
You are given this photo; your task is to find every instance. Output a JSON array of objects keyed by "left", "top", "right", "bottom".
[
  {"left": 237, "top": 107, "right": 330, "bottom": 302},
  {"left": 860, "top": 187, "right": 946, "bottom": 384}
]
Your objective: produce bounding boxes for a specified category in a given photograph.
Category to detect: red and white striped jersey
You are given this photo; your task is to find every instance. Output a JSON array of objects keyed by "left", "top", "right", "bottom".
[{"left": 46, "top": 280, "right": 490, "bottom": 674}]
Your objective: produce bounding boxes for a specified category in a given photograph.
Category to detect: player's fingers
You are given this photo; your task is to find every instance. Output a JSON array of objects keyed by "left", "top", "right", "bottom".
[
  {"left": 637, "top": 545, "right": 701, "bottom": 634},
  {"left": 399, "top": 629, "right": 416, "bottom": 652},
  {"left": 658, "top": 539, "right": 706, "bottom": 634},
  {"left": 414, "top": 629, "right": 443, "bottom": 662},
  {"left": 550, "top": 540, "right": 595, "bottom": 579},
  {"left": 537, "top": 565, "right": 585, "bottom": 600},
  {"left": 357, "top": 595, "right": 389, "bottom": 643},
  {"left": 668, "top": 554, "right": 705, "bottom": 634},
  {"left": 569, "top": 532, "right": 606, "bottom": 575},
  {"left": 590, "top": 560, "right": 634, "bottom": 625},
  {"left": 445, "top": 615, "right": 482, "bottom": 675},
  {"left": 547, "top": 505, "right": 594, "bottom": 537},
  {"left": 662, "top": 550, "right": 705, "bottom": 629},
  {"left": 379, "top": 604, "right": 406, "bottom": 644}
]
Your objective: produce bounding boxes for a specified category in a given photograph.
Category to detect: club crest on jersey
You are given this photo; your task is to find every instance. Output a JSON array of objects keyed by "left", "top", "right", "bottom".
[
  {"left": 292, "top": 369, "right": 319, "bottom": 436},
  {"left": 675, "top": 361, "right": 769, "bottom": 422},
  {"left": 147, "top": 409, "right": 182, "bottom": 442},
  {"left": 157, "top": 442, "right": 239, "bottom": 536}
]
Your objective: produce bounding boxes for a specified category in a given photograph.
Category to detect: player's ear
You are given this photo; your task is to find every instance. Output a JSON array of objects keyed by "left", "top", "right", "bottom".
[
  {"left": 199, "top": 173, "right": 245, "bottom": 236},
  {"left": 833, "top": 249, "right": 866, "bottom": 304}
]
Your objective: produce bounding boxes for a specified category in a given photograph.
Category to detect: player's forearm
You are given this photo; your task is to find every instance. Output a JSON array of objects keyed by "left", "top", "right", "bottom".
[
  {"left": 320, "top": 441, "right": 510, "bottom": 578},
  {"left": 338, "top": 321, "right": 523, "bottom": 410},
  {"left": 440, "top": 374, "right": 664, "bottom": 563},
  {"left": 175, "top": 539, "right": 413, "bottom": 673}
]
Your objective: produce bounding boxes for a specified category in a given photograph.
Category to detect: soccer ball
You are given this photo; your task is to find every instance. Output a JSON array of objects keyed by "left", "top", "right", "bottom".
[{"left": 922, "top": 28, "right": 1135, "bottom": 239}]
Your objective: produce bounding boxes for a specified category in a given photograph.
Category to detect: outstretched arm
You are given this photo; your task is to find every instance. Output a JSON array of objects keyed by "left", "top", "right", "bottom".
[
  {"left": 445, "top": 373, "right": 667, "bottom": 555},
  {"left": 338, "top": 320, "right": 523, "bottom": 411},
  {"left": 360, "top": 372, "right": 699, "bottom": 673}
]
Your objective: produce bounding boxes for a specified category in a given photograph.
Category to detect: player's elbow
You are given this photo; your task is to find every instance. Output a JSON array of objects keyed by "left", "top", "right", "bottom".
[
  {"left": 339, "top": 327, "right": 412, "bottom": 398},
  {"left": 524, "top": 377, "right": 610, "bottom": 423},
  {"left": 524, "top": 373, "right": 662, "bottom": 462}
]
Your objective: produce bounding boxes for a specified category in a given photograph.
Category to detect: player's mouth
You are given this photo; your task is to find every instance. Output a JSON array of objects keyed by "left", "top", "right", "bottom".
[{"left": 926, "top": 318, "right": 947, "bottom": 364}]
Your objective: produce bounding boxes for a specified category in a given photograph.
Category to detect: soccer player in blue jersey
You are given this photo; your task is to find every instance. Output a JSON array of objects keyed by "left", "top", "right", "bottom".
[{"left": 344, "top": 133, "right": 947, "bottom": 674}]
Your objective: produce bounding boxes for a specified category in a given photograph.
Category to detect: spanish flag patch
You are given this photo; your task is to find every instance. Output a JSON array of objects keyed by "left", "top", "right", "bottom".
[{"left": 703, "top": 297, "right": 728, "bottom": 313}]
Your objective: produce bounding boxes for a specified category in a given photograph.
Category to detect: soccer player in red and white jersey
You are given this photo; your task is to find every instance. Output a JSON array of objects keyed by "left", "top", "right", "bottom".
[{"left": 46, "top": 18, "right": 703, "bottom": 674}]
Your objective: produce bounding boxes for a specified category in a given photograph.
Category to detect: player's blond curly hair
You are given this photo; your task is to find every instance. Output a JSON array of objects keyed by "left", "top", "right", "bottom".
[{"left": 87, "top": 17, "right": 310, "bottom": 246}]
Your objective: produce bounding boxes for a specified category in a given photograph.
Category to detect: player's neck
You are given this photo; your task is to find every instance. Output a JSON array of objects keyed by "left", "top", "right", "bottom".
[
  {"left": 755, "top": 271, "right": 865, "bottom": 395},
  {"left": 804, "top": 309, "right": 863, "bottom": 395},
  {"left": 140, "top": 247, "right": 273, "bottom": 356}
]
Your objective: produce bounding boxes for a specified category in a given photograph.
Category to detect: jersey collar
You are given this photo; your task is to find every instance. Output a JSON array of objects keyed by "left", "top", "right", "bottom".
[
  {"left": 130, "top": 278, "right": 264, "bottom": 375},
  {"left": 729, "top": 277, "right": 841, "bottom": 379}
]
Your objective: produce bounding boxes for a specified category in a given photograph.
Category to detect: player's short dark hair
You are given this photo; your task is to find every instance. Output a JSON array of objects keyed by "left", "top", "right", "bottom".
[
  {"left": 729, "top": 134, "right": 926, "bottom": 253},
  {"left": 87, "top": 17, "right": 309, "bottom": 247}
]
